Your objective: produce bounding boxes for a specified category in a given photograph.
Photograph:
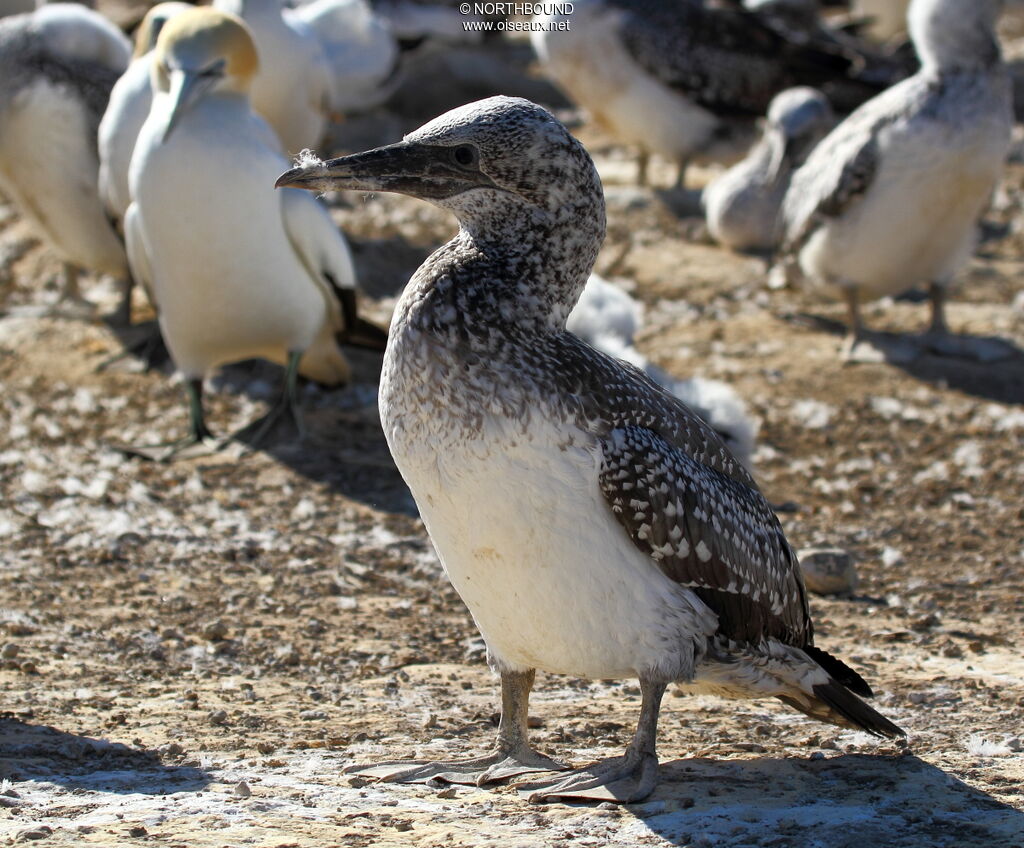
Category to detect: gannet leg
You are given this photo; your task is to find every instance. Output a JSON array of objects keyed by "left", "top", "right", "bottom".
[
  {"left": 926, "top": 280, "right": 950, "bottom": 337},
  {"left": 345, "top": 669, "right": 567, "bottom": 786},
  {"left": 636, "top": 150, "right": 650, "bottom": 186},
  {"left": 118, "top": 378, "right": 220, "bottom": 461},
  {"left": 516, "top": 676, "right": 665, "bottom": 804},
  {"left": 109, "top": 274, "right": 135, "bottom": 328},
  {"left": 234, "top": 349, "right": 307, "bottom": 448},
  {"left": 840, "top": 286, "right": 866, "bottom": 361},
  {"left": 673, "top": 157, "right": 690, "bottom": 191},
  {"left": 48, "top": 263, "right": 96, "bottom": 320}
]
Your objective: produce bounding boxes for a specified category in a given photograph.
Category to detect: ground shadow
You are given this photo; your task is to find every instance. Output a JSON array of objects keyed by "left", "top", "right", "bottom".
[
  {"left": 621, "top": 753, "right": 1024, "bottom": 847},
  {"left": 0, "top": 717, "right": 211, "bottom": 796},
  {"left": 784, "top": 312, "right": 1024, "bottom": 405}
]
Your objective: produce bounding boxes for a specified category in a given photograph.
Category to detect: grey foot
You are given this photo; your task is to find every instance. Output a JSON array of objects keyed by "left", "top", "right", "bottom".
[
  {"left": 114, "top": 434, "right": 222, "bottom": 463},
  {"left": 516, "top": 752, "right": 659, "bottom": 804},
  {"left": 346, "top": 746, "right": 567, "bottom": 787}
]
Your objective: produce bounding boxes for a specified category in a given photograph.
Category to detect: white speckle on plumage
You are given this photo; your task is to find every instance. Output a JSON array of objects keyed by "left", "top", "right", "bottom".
[
  {"left": 782, "top": 0, "right": 1013, "bottom": 354},
  {"left": 280, "top": 94, "right": 903, "bottom": 803}
]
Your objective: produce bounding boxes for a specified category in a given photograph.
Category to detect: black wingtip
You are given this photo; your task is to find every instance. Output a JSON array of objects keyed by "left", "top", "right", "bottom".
[{"left": 810, "top": 682, "right": 906, "bottom": 739}]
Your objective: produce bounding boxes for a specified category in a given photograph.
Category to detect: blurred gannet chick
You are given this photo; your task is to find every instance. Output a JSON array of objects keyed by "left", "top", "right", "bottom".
[
  {"left": 782, "top": 0, "right": 1012, "bottom": 358},
  {"left": 0, "top": 5, "right": 132, "bottom": 319},
  {"left": 278, "top": 96, "right": 903, "bottom": 803},
  {"left": 126, "top": 8, "right": 383, "bottom": 459},
  {"left": 705, "top": 87, "right": 833, "bottom": 252},
  {"left": 568, "top": 274, "right": 759, "bottom": 469},
  {"left": 213, "top": 0, "right": 332, "bottom": 152},
  {"left": 532, "top": 0, "right": 886, "bottom": 188},
  {"left": 98, "top": 2, "right": 191, "bottom": 224}
]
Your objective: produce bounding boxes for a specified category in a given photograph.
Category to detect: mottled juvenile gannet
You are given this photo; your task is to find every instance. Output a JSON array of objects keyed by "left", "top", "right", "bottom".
[
  {"left": 532, "top": 0, "right": 886, "bottom": 188},
  {"left": 705, "top": 87, "right": 833, "bottom": 253},
  {"left": 782, "top": 0, "right": 1012, "bottom": 358},
  {"left": 278, "top": 96, "right": 903, "bottom": 803},
  {"left": 98, "top": 2, "right": 191, "bottom": 224},
  {"left": 213, "top": 0, "right": 332, "bottom": 152},
  {"left": 126, "top": 8, "right": 382, "bottom": 458},
  {"left": 0, "top": 5, "right": 132, "bottom": 319},
  {"left": 569, "top": 274, "right": 759, "bottom": 469}
]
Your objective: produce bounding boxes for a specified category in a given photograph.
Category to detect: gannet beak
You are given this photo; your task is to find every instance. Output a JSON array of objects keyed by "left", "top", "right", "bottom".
[
  {"left": 162, "top": 68, "right": 218, "bottom": 142},
  {"left": 275, "top": 141, "right": 495, "bottom": 199}
]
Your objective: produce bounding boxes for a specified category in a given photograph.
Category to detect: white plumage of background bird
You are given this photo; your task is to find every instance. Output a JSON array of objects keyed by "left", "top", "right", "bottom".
[
  {"left": 705, "top": 86, "right": 833, "bottom": 253},
  {"left": 125, "top": 6, "right": 382, "bottom": 458},
  {"left": 782, "top": 0, "right": 1013, "bottom": 359},
  {"left": 0, "top": 2, "right": 132, "bottom": 320}
]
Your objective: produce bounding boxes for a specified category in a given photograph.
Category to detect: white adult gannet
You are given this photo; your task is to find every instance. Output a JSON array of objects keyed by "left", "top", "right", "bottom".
[
  {"left": 126, "top": 7, "right": 383, "bottom": 458},
  {"left": 568, "top": 274, "right": 759, "bottom": 469},
  {"left": 289, "top": 0, "right": 399, "bottom": 114},
  {"left": 782, "top": 0, "right": 1012, "bottom": 358},
  {"left": 279, "top": 96, "right": 903, "bottom": 803},
  {"left": 0, "top": 5, "right": 131, "bottom": 319},
  {"left": 212, "top": 0, "right": 331, "bottom": 153},
  {"left": 98, "top": 2, "right": 191, "bottom": 224},
  {"left": 705, "top": 87, "right": 833, "bottom": 252},
  {"left": 532, "top": 0, "right": 887, "bottom": 188}
]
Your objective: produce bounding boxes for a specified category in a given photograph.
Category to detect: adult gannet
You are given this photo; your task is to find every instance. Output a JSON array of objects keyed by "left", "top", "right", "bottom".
[
  {"left": 98, "top": 2, "right": 191, "bottom": 224},
  {"left": 531, "top": 0, "right": 889, "bottom": 188},
  {"left": 126, "top": 7, "right": 383, "bottom": 458},
  {"left": 568, "top": 274, "right": 759, "bottom": 469},
  {"left": 705, "top": 87, "right": 833, "bottom": 253},
  {"left": 0, "top": 4, "right": 132, "bottom": 319},
  {"left": 278, "top": 96, "right": 904, "bottom": 803},
  {"left": 782, "top": 0, "right": 1012, "bottom": 358},
  {"left": 212, "top": 0, "right": 332, "bottom": 153}
]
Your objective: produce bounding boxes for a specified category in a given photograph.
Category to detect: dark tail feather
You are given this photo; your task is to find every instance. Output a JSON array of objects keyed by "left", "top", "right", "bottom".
[
  {"left": 803, "top": 645, "right": 873, "bottom": 698},
  {"left": 341, "top": 317, "right": 390, "bottom": 352},
  {"left": 778, "top": 681, "right": 905, "bottom": 739}
]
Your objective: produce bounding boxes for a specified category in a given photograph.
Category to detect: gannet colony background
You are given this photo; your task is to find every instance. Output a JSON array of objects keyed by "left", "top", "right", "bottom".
[{"left": 0, "top": 0, "right": 1022, "bottom": 845}]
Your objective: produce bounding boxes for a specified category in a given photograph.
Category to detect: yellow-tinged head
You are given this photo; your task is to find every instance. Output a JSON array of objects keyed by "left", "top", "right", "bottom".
[
  {"left": 152, "top": 7, "right": 258, "bottom": 140},
  {"left": 133, "top": 2, "right": 192, "bottom": 59}
]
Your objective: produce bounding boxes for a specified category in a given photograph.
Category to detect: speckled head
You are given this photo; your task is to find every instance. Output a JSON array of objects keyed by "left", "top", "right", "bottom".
[
  {"left": 276, "top": 96, "right": 605, "bottom": 235},
  {"left": 153, "top": 7, "right": 258, "bottom": 139}
]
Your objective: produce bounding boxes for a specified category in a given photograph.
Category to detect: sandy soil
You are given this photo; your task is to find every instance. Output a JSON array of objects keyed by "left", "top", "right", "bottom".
[{"left": 1, "top": 36, "right": 1023, "bottom": 848}]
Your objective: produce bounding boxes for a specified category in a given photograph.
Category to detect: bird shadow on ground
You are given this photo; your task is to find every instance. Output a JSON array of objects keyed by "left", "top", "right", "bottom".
[
  {"left": 0, "top": 717, "right": 211, "bottom": 795},
  {"left": 617, "top": 753, "right": 1024, "bottom": 847},
  {"left": 782, "top": 312, "right": 1024, "bottom": 405}
]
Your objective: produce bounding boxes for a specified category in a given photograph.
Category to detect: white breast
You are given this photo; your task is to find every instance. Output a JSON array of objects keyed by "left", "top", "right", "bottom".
[{"left": 98, "top": 56, "right": 154, "bottom": 221}]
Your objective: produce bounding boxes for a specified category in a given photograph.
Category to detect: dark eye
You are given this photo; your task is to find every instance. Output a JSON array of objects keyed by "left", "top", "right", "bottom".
[{"left": 452, "top": 145, "right": 477, "bottom": 167}]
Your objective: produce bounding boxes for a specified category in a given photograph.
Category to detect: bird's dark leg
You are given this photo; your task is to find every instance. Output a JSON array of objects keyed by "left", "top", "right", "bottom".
[
  {"left": 517, "top": 676, "right": 665, "bottom": 804},
  {"left": 117, "top": 378, "right": 219, "bottom": 461},
  {"left": 636, "top": 150, "right": 650, "bottom": 187},
  {"left": 233, "top": 350, "right": 306, "bottom": 448},
  {"left": 345, "top": 668, "right": 566, "bottom": 786},
  {"left": 926, "top": 280, "right": 949, "bottom": 338},
  {"left": 109, "top": 274, "right": 135, "bottom": 328},
  {"left": 674, "top": 157, "right": 691, "bottom": 191},
  {"left": 840, "top": 286, "right": 865, "bottom": 361}
]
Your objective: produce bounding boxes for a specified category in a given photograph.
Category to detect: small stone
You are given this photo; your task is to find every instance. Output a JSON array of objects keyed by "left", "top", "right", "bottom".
[
  {"left": 256, "top": 741, "right": 275, "bottom": 754},
  {"left": 159, "top": 742, "right": 183, "bottom": 758},
  {"left": 233, "top": 781, "right": 252, "bottom": 798},
  {"left": 393, "top": 821, "right": 413, "bottom": 832},
  {"left": 19, "top": 661, "right": 37, "bottom": 674},
  {"left": 299, "top": 709, "right": 327, "bottom": 721},
  {"left": 422, "top": 713, "right": 438, "bottom": 729},
  {"left": 208, "top": 709, "right": 228, "bottom": 726},
  {"left": 128, "top": 826, "right": 147, "bottom": 837},
  {"left": 1, "top": 643, "right": 20, "bottom": 660},
  {"left": 16, "top": 827, "right": 52, "bottom": 842},
  {"left": 798, "top": 548, "right": 858, "bottom": 595},
  {"left": 809, "top": 751, "right": 826, "bottom": 761},
  {"left": 436, "top": 786, "right": 458, "bottom": 799},
  {"left": 201, "top": 620, "right": 228, "bottom": 641},
  {"left": 347, "top": 776, "right": 369, "bottom": 788}
]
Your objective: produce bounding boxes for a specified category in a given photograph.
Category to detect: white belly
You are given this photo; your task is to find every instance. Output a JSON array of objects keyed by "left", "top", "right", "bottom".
[{"left": 388, "top": 405, "right": 715, "bottom": 681}]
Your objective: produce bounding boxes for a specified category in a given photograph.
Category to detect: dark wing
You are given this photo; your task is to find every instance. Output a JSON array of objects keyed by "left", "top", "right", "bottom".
[
  {"left": 598, "top": 424, "right": 812, "bottom": 648},
  {"left": 609, "top": 0, "right": 870, "bottom": 116}
]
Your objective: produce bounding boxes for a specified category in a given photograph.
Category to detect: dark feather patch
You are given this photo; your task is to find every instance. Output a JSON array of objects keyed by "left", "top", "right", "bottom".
[{"left": 804, "top": 645, "right": 873, "bottom": 698}]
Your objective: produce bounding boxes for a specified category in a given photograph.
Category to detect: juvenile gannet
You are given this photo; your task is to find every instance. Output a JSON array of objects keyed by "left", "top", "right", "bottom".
[
  {"left": 0, "top": 5, "right": 132, "bottom": 319},
  {"left": 782, "top": 0, "right": 1012, "bottom": 358},
  {"left": 569, "top": 274, "right": 759, "bottom": 469},
  {"left": 705, "top": 87, "right": 833, "bottom": 253},
  {"left": 98, "top": 2, "right": 191, "bottom": 224},
  {"left": 126, "top": 7, "right": 383, "bottom": 458},
  {"left": 532, "top": 0, "right": 887, "bottom": 188},
  {"left": 278, "top": 96, "right": 903, "bottom": 803},
  {"left": 213, "top": 0, "right": 332, "bottom": 152}
]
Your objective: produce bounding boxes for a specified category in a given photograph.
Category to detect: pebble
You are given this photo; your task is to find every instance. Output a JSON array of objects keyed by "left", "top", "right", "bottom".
[
  {"left": 798, "top": 548, "right": 858, "bottom": 595},
  {"left": 128, "top": 826, "right": 147, "bottom": 838},
  {"left": 201, "top": 620, "right": 228, "bottom": 641},
  {"left": 16, "top": 827, "right": 52, "bottom": 842},
  {"left": 233, "top": 781, "right": 252, "bottom": 798},
  {"left": 1, "top": 643, "right": 20, "bottom": 659},
  {"left": 208, "top": 709, "right": 228, "bottom": 726}
]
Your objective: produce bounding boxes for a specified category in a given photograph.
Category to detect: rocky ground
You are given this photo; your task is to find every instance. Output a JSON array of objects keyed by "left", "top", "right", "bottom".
[{"left": 1, "top": 33, "right": 1023, "bottom": 848}]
